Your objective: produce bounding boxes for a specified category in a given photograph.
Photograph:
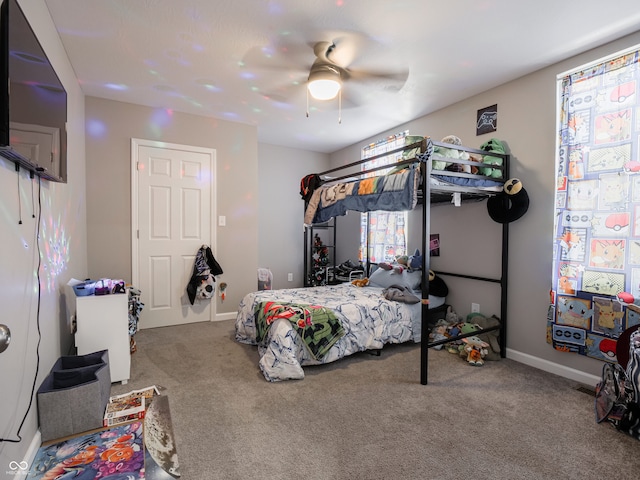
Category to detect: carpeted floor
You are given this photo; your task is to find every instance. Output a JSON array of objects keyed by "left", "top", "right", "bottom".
[{"left": 111, "top": 320, "right": 640, "bottom": 480}]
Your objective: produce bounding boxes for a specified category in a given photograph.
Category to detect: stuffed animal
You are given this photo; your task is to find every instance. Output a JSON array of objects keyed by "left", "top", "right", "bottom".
[
  {"left": 395, "top": 255, "right": 409, "bottom": 267},
  {"left": 351, "top": 277, "right": 369, "bottom": 287},
  {"left": 379, "top": 262, "right": 404, "bottom": 274},
  {"left": 467, "top": 313, "right": 501, "bottom": 361},
  {"left": 479, "top": 138, "right": 506, "bottom": 178},
  {"left": 445, "top": 322, "right": 479, "bottom": 354},
  {"left": 461, "top": 336, "right": 490, "bottom": 366},
  {"left": 429, "top": 322, "right": 449, "bottom": 350},
  {"left": 429, "top": 270, "right": 449, "bottom": 297},
  {"left": 433, "top": 135, "right": 472, "bottom": 171},
  {"left": 486, "top": 178, "right": 530, "bottom": 224},
  {"left": 409, "top": 248, "right": 423, "bottom": 271}
]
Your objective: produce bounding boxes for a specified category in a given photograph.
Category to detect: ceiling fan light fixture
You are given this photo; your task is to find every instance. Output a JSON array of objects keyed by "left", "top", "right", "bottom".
[{"left": 307, "top": 67, "right": 342, "bottom": 100}]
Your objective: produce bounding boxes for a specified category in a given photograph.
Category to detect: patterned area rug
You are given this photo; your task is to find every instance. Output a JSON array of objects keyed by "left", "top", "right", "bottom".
[
  {"left": 27, "top": 421, "right": 145, "bottom": 479},
  {"left": 26, "top": 395, "right": 180, "bottom": 479}
]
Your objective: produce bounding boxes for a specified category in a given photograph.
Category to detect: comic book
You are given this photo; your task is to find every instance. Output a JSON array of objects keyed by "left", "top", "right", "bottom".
[{"left": 103, "top": 385, "right": 159, "bottom": 427}]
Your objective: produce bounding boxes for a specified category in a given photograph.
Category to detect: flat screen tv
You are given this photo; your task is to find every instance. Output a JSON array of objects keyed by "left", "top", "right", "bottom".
[{"left": 0, "top": 0, "right": 67, "bottom": 182}]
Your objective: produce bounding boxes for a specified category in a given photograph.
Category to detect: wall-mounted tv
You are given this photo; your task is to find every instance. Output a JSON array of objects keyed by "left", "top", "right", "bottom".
[{"left": 0, "top": 0, "right": 67, "bottom": 182}]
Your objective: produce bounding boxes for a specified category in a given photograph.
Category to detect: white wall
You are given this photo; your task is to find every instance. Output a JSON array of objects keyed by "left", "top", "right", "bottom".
[
  {"left": 331, "top": 31, "right": 640, "bottom": 385},
  {"left": 257, "top": 144, "right": 329, "bottom": 289},
  {"left": 0, "top": 0, "right": 87, "bottom": 468}
]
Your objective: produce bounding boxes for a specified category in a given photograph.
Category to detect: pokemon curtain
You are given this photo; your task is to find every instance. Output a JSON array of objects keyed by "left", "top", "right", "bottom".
[
  {"left": 359, "top": 131, "right": 409, "bottom": 263},
  {"left": 549, "top": 47, "right": 640, "bottom": 362}
]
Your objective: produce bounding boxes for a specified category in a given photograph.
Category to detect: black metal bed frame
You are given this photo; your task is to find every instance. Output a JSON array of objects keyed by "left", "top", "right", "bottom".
[{"left": 304, "top": 137, "right": 510, "bottom": 384}]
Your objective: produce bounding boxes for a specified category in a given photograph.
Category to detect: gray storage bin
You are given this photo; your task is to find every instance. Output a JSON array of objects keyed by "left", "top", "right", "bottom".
[{"left": 37, "top": 350, "right": 110, "bottom": 442}]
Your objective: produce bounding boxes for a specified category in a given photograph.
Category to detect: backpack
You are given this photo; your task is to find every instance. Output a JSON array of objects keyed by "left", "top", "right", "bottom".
[
  {"left": 595, "top": 326, "right": 640, "bottom": 439},
  {"left": 300, "top": 174, "right": 321, "bottom": 202}
]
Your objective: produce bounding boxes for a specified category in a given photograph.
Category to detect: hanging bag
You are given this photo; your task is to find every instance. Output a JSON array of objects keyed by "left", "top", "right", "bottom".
[
  {"left": 595, "top": 326, "right": 640, "bottom": 440},
  {"left": 186, "top": 245, "right": 224, "bottom": 305}
]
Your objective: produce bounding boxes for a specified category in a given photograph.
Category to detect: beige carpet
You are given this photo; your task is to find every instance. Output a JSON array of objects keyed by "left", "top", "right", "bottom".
[{"left": 111, "top": 320, "right": 640, "bottom": 480}]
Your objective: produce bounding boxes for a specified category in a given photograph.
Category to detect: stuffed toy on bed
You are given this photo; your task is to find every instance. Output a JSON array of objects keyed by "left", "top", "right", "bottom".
[
  {"left": 432, "top": 134, "right": 470, "bottom": 171},
  {"left": 409, "top": 249, "right": 423, "bottom": 270},
  {"left": 479, "top": 138, "right": 506, "bottom": 178}
]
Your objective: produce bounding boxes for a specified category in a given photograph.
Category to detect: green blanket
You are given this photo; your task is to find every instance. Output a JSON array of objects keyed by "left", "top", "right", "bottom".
[{"left": 254, "top": 301, "right": 344, "bottom": 360}]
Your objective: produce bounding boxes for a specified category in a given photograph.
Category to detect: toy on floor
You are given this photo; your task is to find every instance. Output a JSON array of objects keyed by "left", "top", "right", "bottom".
[
  {"left": 445, "top": 322, "right": 479, "bottom": 354},
  {"left": 461, "top": 336, "right": 490, "bottom": 366},
  {"left": 467, "top": 312, "right": 501, "bottom": 361}
]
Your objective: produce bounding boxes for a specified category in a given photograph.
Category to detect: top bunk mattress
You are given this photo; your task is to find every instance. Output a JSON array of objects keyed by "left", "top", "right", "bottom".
[{"left": 302, "top": 136, "right": 509, "bottom": 225}]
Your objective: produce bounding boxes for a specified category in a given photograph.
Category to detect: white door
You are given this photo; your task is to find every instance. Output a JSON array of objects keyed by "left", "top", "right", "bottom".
[
  {"left": 132, "top": 139, "right": 216, "bottom": 329},
  {"left": 10, "top": 121, "right": 60, "bottom": 176}
]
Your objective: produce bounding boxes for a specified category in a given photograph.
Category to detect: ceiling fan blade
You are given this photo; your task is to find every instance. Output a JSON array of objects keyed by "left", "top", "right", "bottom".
[
  {"left": 326, "top": 33, "right": 368, "bottom": 68},
  {"left": 346, "top": 67, "right": 409, "bottom": 91}
]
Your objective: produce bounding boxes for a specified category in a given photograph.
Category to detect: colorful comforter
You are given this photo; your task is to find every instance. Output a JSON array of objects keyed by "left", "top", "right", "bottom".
[
  {"left": 235, "top": 283, "right": 422, "bottom": 381},
  {"left": 304, "top": 165, "right": 420, "bottom": 226},
  {"left": 253, "top": 301, "right": 344, "bottom": 360}
]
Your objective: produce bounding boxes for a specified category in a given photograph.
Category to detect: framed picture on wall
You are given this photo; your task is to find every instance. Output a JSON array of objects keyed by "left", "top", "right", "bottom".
[{"left": 477, "top": 104, "right": 497, "bottom": 135}]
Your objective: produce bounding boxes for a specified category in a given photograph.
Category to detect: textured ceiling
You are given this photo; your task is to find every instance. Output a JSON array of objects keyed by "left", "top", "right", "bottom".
[{"left": 43, "top": 0, "right": 640, "bottom": 153}]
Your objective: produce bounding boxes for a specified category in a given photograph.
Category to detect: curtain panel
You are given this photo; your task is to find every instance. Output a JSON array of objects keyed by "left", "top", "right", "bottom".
[
  {"left": 549, "top": 48, "right": 640, "bottom": 362},
  {"left": 359, "top": 131, "right": 409, "bottom": 264}
]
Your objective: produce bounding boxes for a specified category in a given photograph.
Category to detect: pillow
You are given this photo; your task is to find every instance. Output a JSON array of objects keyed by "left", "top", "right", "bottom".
[
  {"left": 368, "top": 265, "right": 422, "bottom": 291},
  {"left": 429, "top": 295, "right": 446, "bottom": 309}
]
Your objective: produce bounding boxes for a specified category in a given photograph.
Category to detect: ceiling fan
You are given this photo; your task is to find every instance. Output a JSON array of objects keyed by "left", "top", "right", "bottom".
[
  {"left": 307, "top": 41, "right": 346, "bottom": 100},
  {"left": 243, "top": 34, "right": 409, "bottom": 113}
]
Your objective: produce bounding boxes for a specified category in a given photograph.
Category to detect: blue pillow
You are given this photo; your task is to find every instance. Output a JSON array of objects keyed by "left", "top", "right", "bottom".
[{"left": 368, "top": 265, "right": 422, "bottom": 291}]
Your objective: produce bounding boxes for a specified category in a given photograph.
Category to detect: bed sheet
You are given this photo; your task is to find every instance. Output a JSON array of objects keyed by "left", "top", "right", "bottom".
[{"left": 235, "top": 283, "right": 421, "bottom": 381}]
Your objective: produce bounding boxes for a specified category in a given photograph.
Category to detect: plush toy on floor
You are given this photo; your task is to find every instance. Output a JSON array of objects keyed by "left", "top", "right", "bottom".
[
  {"left": 467, "top": 313, "right": 501, "bottom": 361},
  {"left": 445, "top": 322, "right": 478, "bottom": 354},
  {"left": 460, "top": 336, "right": 490, "bottom": 366}
]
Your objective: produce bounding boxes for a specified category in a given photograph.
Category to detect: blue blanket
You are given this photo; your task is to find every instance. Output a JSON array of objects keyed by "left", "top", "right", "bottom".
[{"left": 309, "top": 165, "right": 419, "bottom": 225}]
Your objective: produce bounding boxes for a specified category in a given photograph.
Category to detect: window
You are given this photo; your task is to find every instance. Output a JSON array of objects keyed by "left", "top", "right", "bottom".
[
  {"left": 359, "top": 131, "right": 409, "bottom": 264},
  {"left": 549, "top": 46, "right": 640, "bottom": 362}
]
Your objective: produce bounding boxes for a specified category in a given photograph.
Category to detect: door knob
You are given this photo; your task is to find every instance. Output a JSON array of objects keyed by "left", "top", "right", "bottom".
[{"left": 0, "top": 324, "right": 10, "bottom": 353}]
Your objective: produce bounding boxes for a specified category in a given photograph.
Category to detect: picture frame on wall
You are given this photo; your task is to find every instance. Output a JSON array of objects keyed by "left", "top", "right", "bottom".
[{"left": 477, "top": 104, "right": 498, "bottom": 135}]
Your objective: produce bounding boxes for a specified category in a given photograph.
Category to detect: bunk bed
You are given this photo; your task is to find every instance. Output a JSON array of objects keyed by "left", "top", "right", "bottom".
[{"left": 235, "top": 136, "right": 509, "bottom": 383}]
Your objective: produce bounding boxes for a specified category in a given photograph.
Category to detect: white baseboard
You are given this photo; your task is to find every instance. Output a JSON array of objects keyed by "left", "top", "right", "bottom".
[
  {"left": 506, "top": 348, "right": 601, "bottom": 387},
  {"left": 23, "top": 430, "right": 41, "bottom": 470},
  {"left": 215, "top": 312, "right": 236, "bottom": 322}
]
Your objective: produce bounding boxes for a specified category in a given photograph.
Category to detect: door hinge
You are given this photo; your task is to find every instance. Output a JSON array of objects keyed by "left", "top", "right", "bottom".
[{"left": 137, "top": 230, "right": 139, "bottom": 239}]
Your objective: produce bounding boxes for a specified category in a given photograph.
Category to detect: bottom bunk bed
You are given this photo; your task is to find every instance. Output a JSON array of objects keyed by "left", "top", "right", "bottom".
[{"left": 235, "top": 265, "right": 449, "bottom": 381}]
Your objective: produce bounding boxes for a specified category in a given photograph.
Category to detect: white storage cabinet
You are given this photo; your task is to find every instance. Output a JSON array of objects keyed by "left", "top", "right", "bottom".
[{"left": 75, "top": 293, "right": 130, "bottom": 384}]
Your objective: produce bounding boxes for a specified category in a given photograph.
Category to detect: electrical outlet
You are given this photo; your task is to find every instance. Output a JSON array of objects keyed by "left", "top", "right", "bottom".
[
  {"left": 287, "top": 273, "right": 293, "bottom": 282},
  {"left": 471, "top": 303, "right": 480, "bottom": 313}
]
